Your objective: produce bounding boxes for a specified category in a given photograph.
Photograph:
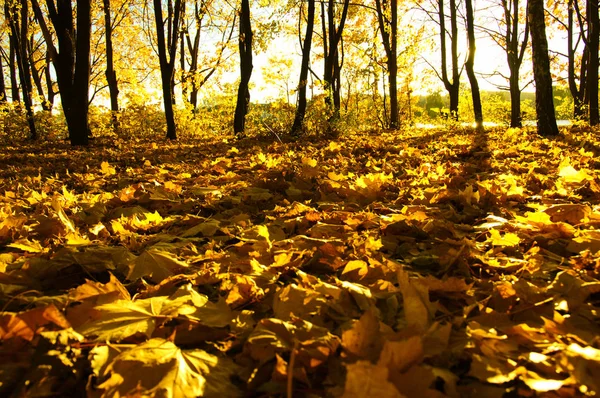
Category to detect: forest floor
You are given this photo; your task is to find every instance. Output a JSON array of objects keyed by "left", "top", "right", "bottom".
[{"left": 1, "top": 126, "right": 600, "bottom": 397}]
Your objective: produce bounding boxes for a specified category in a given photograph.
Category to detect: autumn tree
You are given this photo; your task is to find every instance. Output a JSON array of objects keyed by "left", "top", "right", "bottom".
[
  {"left": 233, "top": 0, "right": 252, "bottom": 137},
  {"left": 422, "top": 0, "right": 462, "bottom": 120},
  {"left": 528, "top": 0, "right": 559, "bottom": 136},
  {"left": 31, "top": 0, "right": 92, "bottom": 145},
  {"left": 586, "top": 0, "right": 598, "bottom": 125},
  {"left": 465, "top": 0, "right": 483, "bottom": 129},
  {"left": 0, "top": 50, "right": 5, "bottom": 103},
  {"left": 28, "top": 33, "right": 54, "bottom": 111},
  {"left": 7, "top": 34, "right": 20, "bottom": 102},
  {"left": 291, "top": 0, "right": 315, "bottom": 135},
  {"left": 179, "top": 0, "right": 237, "bottom": 109},
  {"left": 375, "top": 0, "right": 398, "bottom": 129},
  {"left": 563, "top": 0, "right": 589, "bottom": 120},
  {"left": 153, "top": 0, "right": 183, "bottom": 140},
  {"left": 103, "top": 0, "right": 120, "bottom": 132},
  {"left": 6, "top": 0, "right": 37, "bottom": 139},
  {"left": 321, "top": 0, "right": 350, "bottom": 120}
]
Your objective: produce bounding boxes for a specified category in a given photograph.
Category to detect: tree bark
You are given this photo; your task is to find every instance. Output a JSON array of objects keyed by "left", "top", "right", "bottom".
[
  {"left": 0, "top": 52, "right": 6, "bottom": 103},
  {"left": 528, "top": 0, "right": 559, "bottom": 136},
  {"left": 7, "top": 0, "right": 37, "bottom": 140},
  {"left": 233, "top": 0, "right": 253, "bottom": 136},
  {"left": 438, "top": 0, "right": 461, "bottom": 120},
  {"left": 587, "top": 0, "right": 599, "bottom": 125},
  {"left": 291, "top": 0, "right": 315, "bottom": 135},
  {"left": 322, "top": 0, "right": 349, "bottom": 121},
  {"left": 502, "top": 0, "right": 529, "bottom": 127},
  {"left": 31, "top": 0, "right": 91, "bottom": 145},
  {"left": 103, "top": 0, "right": 120, "bottom": 132},
  {"left": 375, "top": 0, "right": 398, "bottom": 129},
  {"left": 44, "top": 48, "right": 55, "bottom": 110},
  {"left": 465, "top": 0, "right": 483, "bottom": 129},
  {"left": 153, "top": 0, "right": 183, "bottom": 140},
  {"left": 9, "top": 37, "right": 20, "bottom": 102},
  {"left": 566, "top": 0, "right": 587, "bottom": 120}
]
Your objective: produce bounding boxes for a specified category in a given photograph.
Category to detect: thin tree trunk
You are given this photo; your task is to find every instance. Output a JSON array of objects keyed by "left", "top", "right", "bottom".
[
  {"left": 0, "top": 53, "right": 6, "bottom": 103},
  {"left": 103, "top": 0, "right": 120, "bottom": 132},
  {"left": 528, "top": 0, "right": 559, "bottom": 136},
  {"left": 465, "top": 0, "right": 483, "bottom": 129},
  {"left": 44, "top": 48, "right": 55, "bottom": 110},
  {"left": 7, "top": 0, "right": 37, "bottom": 140},
  {"left": 29, "top": 35, "right": 48, "bottom": 108},
  {"left": 438, "top": 0, "right": 460, "bottom": 120},
  {"left": 375, "top": 0, "right": 398, "bottom": 129},
  {"left": 567, "top": 0, "right": 587, "bottom": 120},
  {"left": 233, "top": 0, "right": 253, "bottom": 136},
  {"left": 587, "top": 0, "right": 599, "bottom": 125},
  {"left": 9, "top": 38, "right": 20, "bottom": 102},
  {"left": 153, "top": 0, "right": 182, "bottom": 140},
  {"left": 291, "top": 0, "right": 315, "bottom": 135}
]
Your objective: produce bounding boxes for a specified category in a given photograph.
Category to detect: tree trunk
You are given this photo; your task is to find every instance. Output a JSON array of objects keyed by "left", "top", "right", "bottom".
[
  {"left": 509, "top": 75, "right": 522, "bottom": 127},
  {"left": 503, "top": 0, "right": 528, "bottom": 127},
  {"left": 291, "top": 0, "right": 315, "bottom": 135},
  {"left": 438, "top": 0, "right": 461, "bottom": 120},
  {"left": 153, "top": 0, "right": 182, "bottom": 140},
  {"left": 31, "top": 0, "right": 91, "bottom": 145},
  {"left": 9, "top": 38, "right": 20, "bottom": 102},
  {"left": 375, "top": 0, "right": 398, "bottom": 129},
  {"left": 567, "top": 0, "right": 587, "bottom": 120},
  {"left": 322, "top": 0, "right": 349, "bottom": 121},
  {"left": 233, "top": 0, "right": 253, "bottom": 137},
  {"left": 44, "top": 48, "right": 55, "bottom": 110},
  {"left": 587, "top": 0, "right": 599, "bottom": 125},
  {"left": 29, "top": 36, "right": 48, "bottom": 110},
  {"left": 0, "top": 53, "right": 6, "bottom": 103},
  {"left": 465, "top": 0, "right": 483, "bottom": 129},
  {"left": 528, "top": 0, "right": 559, "bottom": 136},
  {"left": 103, "top": 0, "right": 120, "bottom": 132},
  {"left": 7, "top": 0, "right": 37, "bottom": 140}
]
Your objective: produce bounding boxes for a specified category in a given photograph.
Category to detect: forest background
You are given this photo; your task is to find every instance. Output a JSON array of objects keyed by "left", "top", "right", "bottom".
[{"left": 0, "top": 0, "right": 596, "bottom": 142}]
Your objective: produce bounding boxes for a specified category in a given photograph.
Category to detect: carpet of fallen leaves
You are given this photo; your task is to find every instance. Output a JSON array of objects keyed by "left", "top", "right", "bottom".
[{"left": 1, "top": 126, "right": 600, "bottom": 397}]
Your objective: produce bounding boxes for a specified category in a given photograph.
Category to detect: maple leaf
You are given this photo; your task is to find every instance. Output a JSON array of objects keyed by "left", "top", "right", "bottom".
[
  {"left": 128, "top": 249, "right": 190, "bottom": 283},
  {"left": 92, "top": 338, "right": 241, "bottom": 398},
  {"left": 397, "top": 268, "right": 435, "bottom": 332}
]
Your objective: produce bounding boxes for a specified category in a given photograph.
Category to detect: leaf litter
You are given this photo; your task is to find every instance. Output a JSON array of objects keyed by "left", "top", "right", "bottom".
[{"left": 1, "top": 127, "right": 600, "bottom": 396}]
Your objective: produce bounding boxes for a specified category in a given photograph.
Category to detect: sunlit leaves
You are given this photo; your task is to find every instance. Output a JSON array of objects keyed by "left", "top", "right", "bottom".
[{"left": 90, "top": 338, "right": 241, "bottom": 397}]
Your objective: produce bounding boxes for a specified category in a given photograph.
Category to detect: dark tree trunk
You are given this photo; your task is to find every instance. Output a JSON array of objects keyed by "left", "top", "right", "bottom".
[
  {"left": 7, "top": 0, "right": 37, "bottom": 140},
  {"left": 187, "top": 5, "right": 202, "bottom": 108},
  {"left": 438, "top": 0, "right": 461, "bottom": 120},
  {"left": 465, "top": 0, "right": 483, "bottom": 129},
  {"left": 587, "top": 0, "right": 599, "bottom": 125},
  {"left": 29, "top": 35, "right": 51, "bottom": 111},
  {"left": 567, "top": 0, "right": 587, "bottom": 120},
  {"left": 528, "top": 0, "right": 559, "bottom": 136},
  {"left": 153, "top": 0, "right": 183, "bottom": 140},
  {"left": 31, "top": 0, "right": 92, "bottom": 146},
  {"left": 0, "top": 53, "right": 6, "bottom": 103},
  {"left": 103, "top": 0, "right": 120, "bottom": 132},
  {"left": 375, "top": 0, "right": 398, "bottom": 129},
  {"left": 44, "top": 48, "right": 55, "bottom": 110},
  {"left": 503, "top": 0, "right": 529, "bottom": 127},
  {"left": 9, "top": 38, "right": 20, "bottom": 102},
  {"left": 233, "top": 0, "right": 253, "bottom": 136},
  {"left": 322, "top": 0, "right": 349, "bottom": 121},
  {"left": 291, "top": 0, "right": 315, "bottom": 135}
]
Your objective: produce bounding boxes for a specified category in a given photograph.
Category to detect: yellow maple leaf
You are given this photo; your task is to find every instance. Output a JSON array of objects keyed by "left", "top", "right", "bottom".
[
  {"left": 100, "top": 161, "right": 116, "bottom": 176},
  {"left": 488, "top": 229, "right": 520, "bottom": 246},
  {"left": 302, "top": 157, "right": 318, "bottom": 167}
]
